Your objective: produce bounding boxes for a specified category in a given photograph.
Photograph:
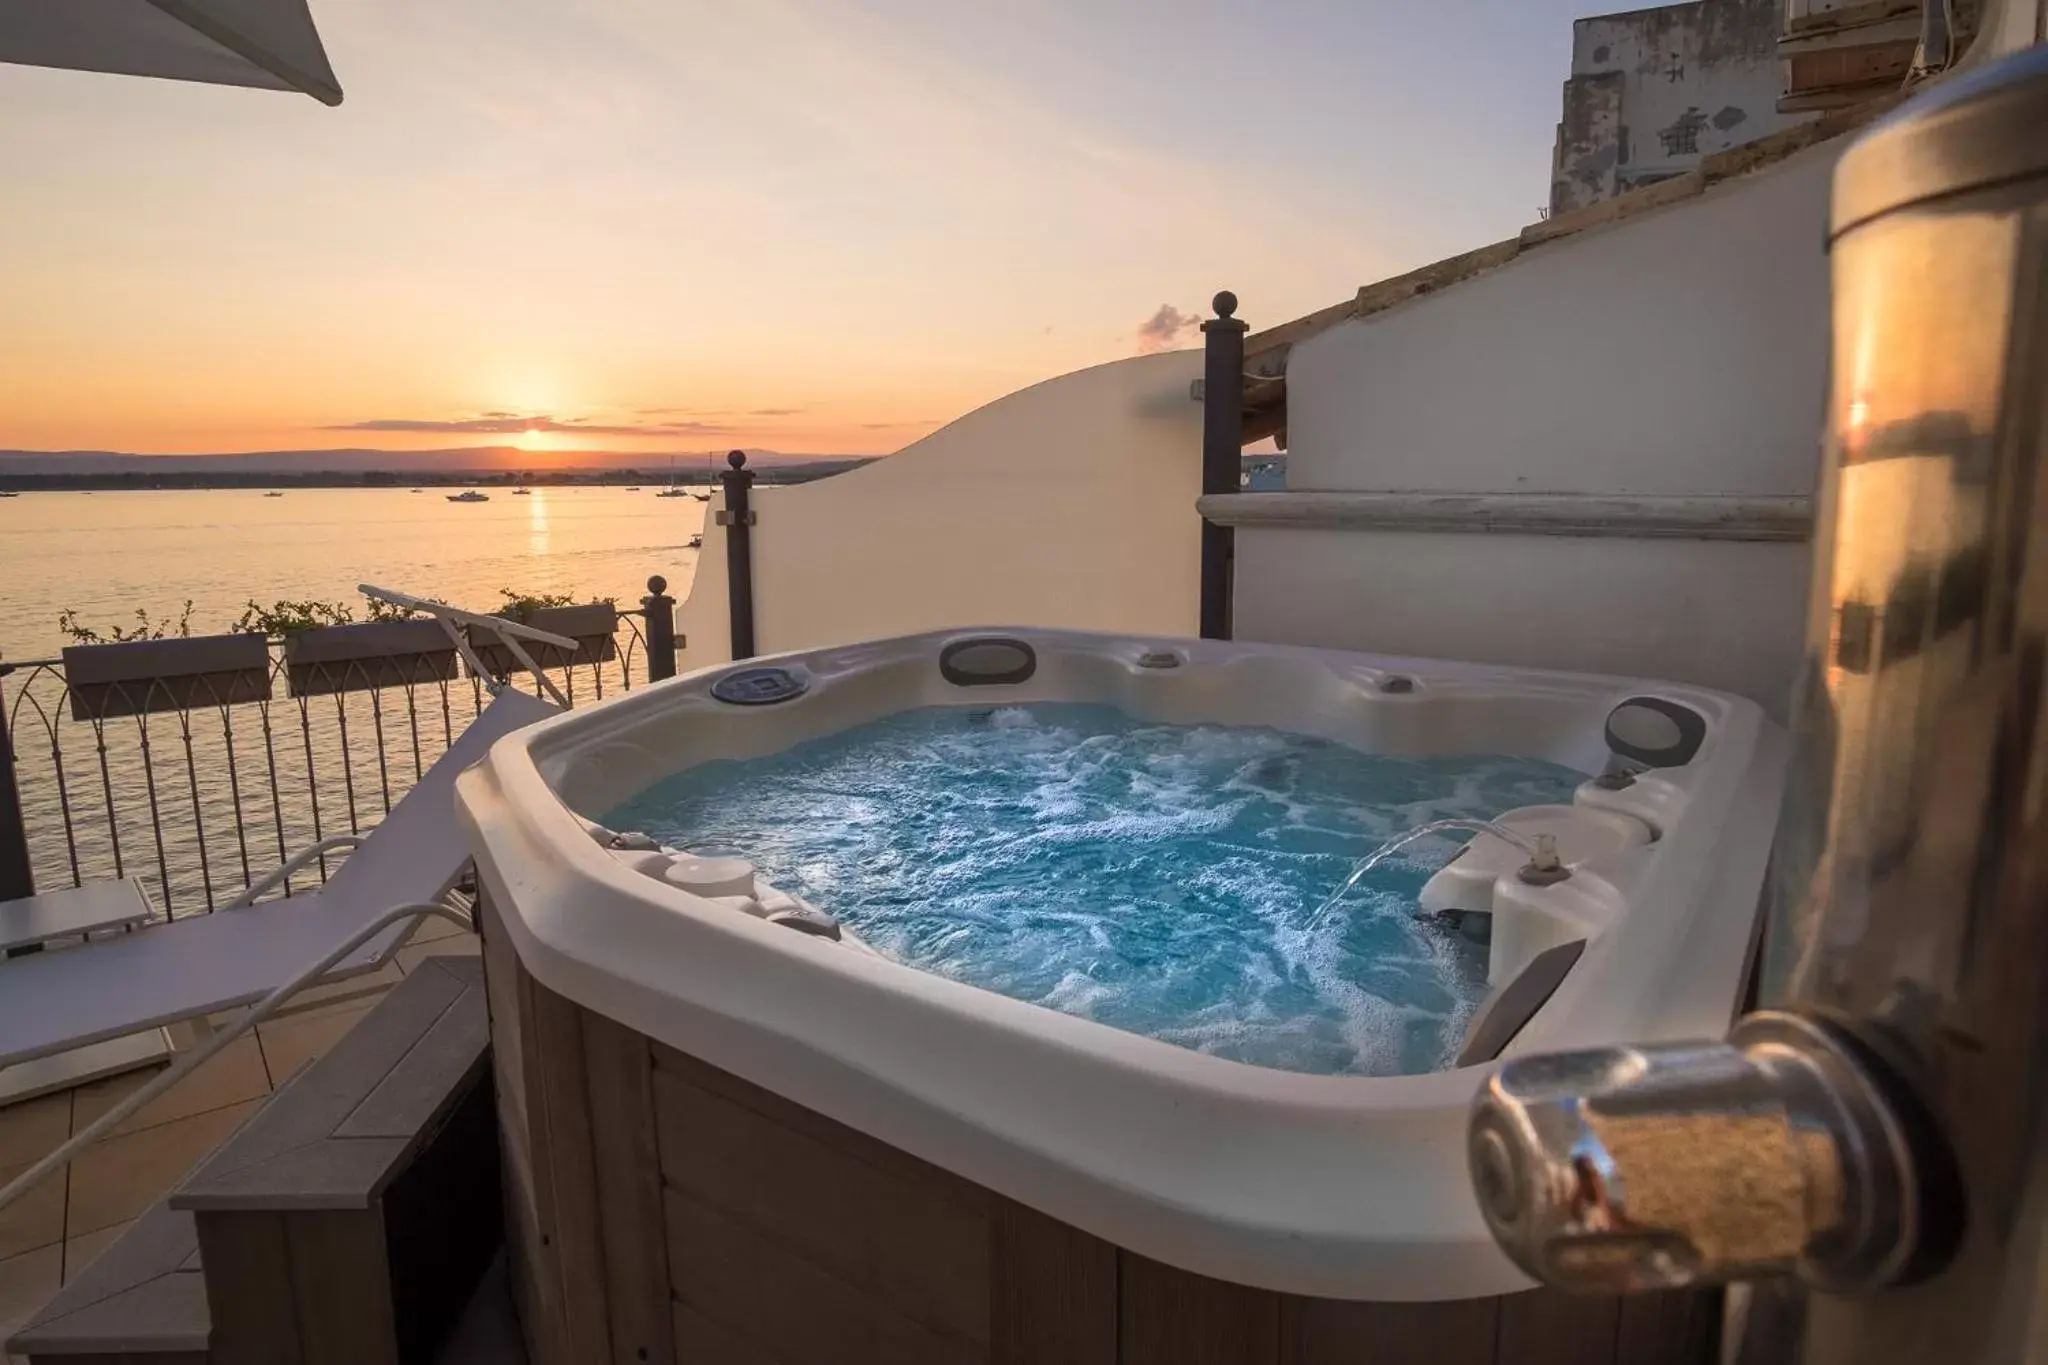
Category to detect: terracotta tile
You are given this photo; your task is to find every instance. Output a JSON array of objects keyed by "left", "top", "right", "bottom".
[
  {"left": 0, "top": 1160, "right": 64, "bottom": 1261},
  {"left": 396, "top": 934, "right": 480, "bottom": 975},
  {"left": 65, "top": 1099, "right": 259, "bottom": 1238},
  {"left": 61, "top": 1219, "right": 131, "bottom": 1284},
  {"left": 70, "top": 1036, "right": 270, "bottom": 1141},
  {"left": 257, "top": 1002, "right": 374, "bottom": 1087},
  {"left": 0, "top": 1243, "right": 62, "bottom": 1352},
  {"left": 0, "top": 1093, "right": 70, "bottom": 1171}
]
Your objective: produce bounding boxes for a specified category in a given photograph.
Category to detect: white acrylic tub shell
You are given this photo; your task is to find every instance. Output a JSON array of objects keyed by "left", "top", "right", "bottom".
[{"left": 454, "top": 627, "right": 1788, "bottom": 1302}]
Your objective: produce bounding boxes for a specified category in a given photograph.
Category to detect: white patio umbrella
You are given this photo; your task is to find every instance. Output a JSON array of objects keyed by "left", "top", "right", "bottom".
[{"left": 0, "top": 0, "right": 342, "bottom": 104}]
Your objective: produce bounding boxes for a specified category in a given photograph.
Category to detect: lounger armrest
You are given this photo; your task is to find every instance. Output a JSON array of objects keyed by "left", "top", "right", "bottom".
[{"left": 221, "top": 835, "right": 366, "bottom": 910}]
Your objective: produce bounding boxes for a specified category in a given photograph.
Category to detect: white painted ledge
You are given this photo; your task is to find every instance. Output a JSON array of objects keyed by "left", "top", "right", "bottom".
[{"left": 1197, "top": 491, "right": 1814, "bottom": 541}]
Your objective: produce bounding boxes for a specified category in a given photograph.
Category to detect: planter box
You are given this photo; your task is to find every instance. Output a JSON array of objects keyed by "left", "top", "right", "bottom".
[
  {"left": 62, "top": 633, "right": 272, "bottom": 722},
  {"left": 286, "top": 619, "right": 460, "bottom": 697},
  {"left": 467, "top": 603, "right": 617, "bottom": 678}
]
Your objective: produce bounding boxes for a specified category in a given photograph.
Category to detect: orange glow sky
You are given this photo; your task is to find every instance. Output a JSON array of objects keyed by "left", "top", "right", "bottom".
[{"left": 0, "top": 1, "right": 1592, "bottom": 459}]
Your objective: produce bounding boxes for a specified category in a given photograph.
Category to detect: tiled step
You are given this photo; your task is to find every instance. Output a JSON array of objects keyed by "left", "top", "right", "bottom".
[
  {"left": 5, "top": 1203, "right": 209, "bottom": 1362},
  {"left": 6, "top": 957, "right": 497, "bottom": 1365}
]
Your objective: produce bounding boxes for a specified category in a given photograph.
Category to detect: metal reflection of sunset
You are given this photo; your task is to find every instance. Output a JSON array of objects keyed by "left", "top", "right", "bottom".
[{"left": 0, "top": 1, "right": 1583, "bottom": 461}]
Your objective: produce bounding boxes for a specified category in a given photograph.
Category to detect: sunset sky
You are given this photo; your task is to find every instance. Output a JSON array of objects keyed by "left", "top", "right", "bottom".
[{"left": 1, "top": 1, "right": 1600, "bottom": 459}]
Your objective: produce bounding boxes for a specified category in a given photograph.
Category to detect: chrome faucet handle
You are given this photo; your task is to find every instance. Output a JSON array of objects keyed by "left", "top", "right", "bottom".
[{"left": 1467, "top": 1011, "right": 1940, "bottom": 1294}]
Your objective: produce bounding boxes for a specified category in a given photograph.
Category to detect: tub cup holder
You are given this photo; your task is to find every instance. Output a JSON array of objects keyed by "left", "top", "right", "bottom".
[{"left": 664, "top": 855, "right": 757, "bottom": 899}]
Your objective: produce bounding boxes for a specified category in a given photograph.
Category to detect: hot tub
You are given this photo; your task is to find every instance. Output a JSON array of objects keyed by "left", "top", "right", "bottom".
[{"left": 455, "top": 628, "right": 1786, "bottom": 1363}]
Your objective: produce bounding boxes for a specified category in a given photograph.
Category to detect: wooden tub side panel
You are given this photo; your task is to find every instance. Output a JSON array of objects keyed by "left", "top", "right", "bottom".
[{"left": 484, "top": 893, "right": 1717, "bottom": 1365}]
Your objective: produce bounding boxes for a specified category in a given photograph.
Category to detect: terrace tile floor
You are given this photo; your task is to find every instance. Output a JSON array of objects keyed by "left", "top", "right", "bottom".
[{"left": 0, "top": 913, "right": 480, "bottom": 1363}]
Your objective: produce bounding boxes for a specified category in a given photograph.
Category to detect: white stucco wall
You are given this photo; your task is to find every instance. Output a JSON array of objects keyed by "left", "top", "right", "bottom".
[
  {"left": 1290, "top": 149, "right": 1833, "bottom": 498},
  {"left": 673, "top": 349, "right": 1203, "bottom": 670},
  {"left": 1233, "top": 532, "right": 1812, "bottom": 711},
  {"left": 1236, "top": 147, "right": 1842, "bottom": 717}
]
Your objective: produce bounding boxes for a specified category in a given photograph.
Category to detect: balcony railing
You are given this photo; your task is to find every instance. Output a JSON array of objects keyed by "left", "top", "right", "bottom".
[{"left": 0, "top": 580, "right": 678, "bottom": 918}]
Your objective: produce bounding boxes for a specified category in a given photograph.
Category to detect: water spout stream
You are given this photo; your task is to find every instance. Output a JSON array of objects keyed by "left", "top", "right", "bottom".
[{"left": 1306, "top": 819, "right": 1541, "bottom": 929}]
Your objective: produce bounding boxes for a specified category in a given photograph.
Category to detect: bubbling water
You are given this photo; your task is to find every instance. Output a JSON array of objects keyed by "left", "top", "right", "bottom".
[{"left": 603, "top": 704, "right": 1585, "bottom": 1076}]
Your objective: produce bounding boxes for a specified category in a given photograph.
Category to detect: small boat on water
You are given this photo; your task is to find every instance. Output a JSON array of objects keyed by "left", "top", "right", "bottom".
[
  {"left": 447, "top": 490, "right": 490, "bottom": 503},
  {"left": 513, "top": 487, "right": 532, "bottom": 496},
  {"left": 687, "top": 534, "right": 703, "bottom": 549},
  {"left": 410, "top": 488, "right": 423, "bottom": 493},
  {"left": 656, "top": 461, "right": 695, "bottom": 498},
  {"left": 691, "top": 492, "right": 711, "bottom": 503},
  {"left": 264, "top": 491, "right": 285, "bottom": 498},
  {"left": 0, "top": 491, "right": 18, "bottom": 499}
]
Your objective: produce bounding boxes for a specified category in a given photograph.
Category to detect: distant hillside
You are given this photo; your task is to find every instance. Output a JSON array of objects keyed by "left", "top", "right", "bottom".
[
  {"left": 0, "top": 447, "right": 879, "bottom": 489},
  {"left": 0, "top": 446, "right": 866, "bottom": 475}
]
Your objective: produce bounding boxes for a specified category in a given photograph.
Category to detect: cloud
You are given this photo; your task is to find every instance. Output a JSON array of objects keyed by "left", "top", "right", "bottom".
[
  {"left": 1136, "top": 304, "right": 1200, "bottom": 352},
  {"left": 630, "top": 404, "right": 810, "bottom": 420},
  {"left": 324, "top": 413, "right": 732, "bottom": 437}
]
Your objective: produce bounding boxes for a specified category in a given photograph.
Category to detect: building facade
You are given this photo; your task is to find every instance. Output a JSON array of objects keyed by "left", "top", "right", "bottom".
[{"left": 1551, "top": 0, "right": 1808, "bottom": 215}]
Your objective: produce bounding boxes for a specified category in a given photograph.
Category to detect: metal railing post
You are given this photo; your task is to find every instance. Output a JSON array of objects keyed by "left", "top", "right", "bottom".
[
  {"left": 0, "top": 655, "right": 34, "bottom": 901},
  {"left": 1199, "top": 290, "right": 1247, "bottom": 640},
  {"left": 641, "top": 574, "right": 677, "bottom": 682},
  {"left": 718, "top": 450, "right": 758, "bottom": 660}
]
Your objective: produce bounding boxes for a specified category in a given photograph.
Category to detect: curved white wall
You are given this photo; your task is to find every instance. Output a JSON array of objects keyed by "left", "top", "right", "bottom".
[{"left": 675, "top": 349, "right": 1203, "bottom": 670}]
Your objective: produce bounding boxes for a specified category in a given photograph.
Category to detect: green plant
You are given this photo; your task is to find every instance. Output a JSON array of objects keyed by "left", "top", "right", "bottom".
[
  {"left": 493, "top": 588, "right": 611, "bottom": 623},
  {"left": 229, "top": 597, "right": 422, "bottom": 636},
  {"left": 230, "top": 598, "right": 353, "bottom": 636},
  {"left": 57, "top": 600, "right": 195, "bottom": 644},
  {"left": 364, "top": 596, "right": 420, "bottom": 623}
]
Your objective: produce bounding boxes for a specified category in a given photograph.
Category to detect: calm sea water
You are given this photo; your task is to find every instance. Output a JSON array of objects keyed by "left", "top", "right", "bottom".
[
  {"left": 605, "top": 704, "right": 1588, "bottom": 1077},
  {"left": 0, "top": 487, "right": 705, "bottom": 660}
]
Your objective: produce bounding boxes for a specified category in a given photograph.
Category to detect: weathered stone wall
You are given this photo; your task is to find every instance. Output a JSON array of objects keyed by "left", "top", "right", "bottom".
[{"left": 1552, "top": 0, "right": 1810, "bottom": 215}]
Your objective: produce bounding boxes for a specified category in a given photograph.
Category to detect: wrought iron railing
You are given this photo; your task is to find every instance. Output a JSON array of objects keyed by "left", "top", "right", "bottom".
[{"left": 0, "top": 580, "right": 679, "bottom": 918}]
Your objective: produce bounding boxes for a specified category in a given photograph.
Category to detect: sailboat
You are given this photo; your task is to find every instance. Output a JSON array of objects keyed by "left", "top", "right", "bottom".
[
  {"left": 655, "top": 456, "right": 691, "bottom": 498},
  {"left": 447, "top": 490, "right": 490, "bottom": 503}
]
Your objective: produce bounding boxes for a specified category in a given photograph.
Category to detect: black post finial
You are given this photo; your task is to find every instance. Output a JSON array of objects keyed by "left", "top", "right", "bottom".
[
  {"left": 727, "top": 450, "right": 747, "bottom": 470},
  {"left": 646, "top": 574, "right": 668, "bottom": 596},
  {"left": 1212, "top": 291, "right": 1238, "bottom": 320}
]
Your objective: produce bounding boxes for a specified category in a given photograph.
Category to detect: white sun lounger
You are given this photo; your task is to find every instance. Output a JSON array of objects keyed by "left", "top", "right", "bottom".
[{"left": 0, "top": 686, "right": 559, "bottom": 1076}]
